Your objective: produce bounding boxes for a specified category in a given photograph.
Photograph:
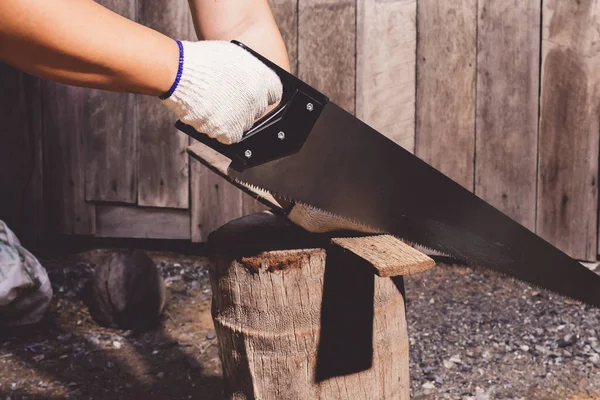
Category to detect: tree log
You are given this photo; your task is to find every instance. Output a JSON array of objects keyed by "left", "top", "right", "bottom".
[{"left": 208, "top": 212, "right": 424, "bottom": 399}]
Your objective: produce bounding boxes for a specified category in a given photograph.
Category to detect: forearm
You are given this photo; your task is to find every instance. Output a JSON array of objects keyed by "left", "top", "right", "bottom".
[
  {"left": 0, "top": 0, "right": 178, "bottom": 96},
  {"left": 188, "top": 0, "right": 290, "bottom": 72}
]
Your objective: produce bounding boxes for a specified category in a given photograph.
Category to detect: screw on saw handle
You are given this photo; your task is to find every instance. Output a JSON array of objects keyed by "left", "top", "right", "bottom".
[{"left": 175, "top": 40, "right": 328, "bottom": 171}]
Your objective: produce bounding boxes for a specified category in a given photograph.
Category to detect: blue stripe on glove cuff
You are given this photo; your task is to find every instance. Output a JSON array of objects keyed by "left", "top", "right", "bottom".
[{"left": 159, "top": 40, "right": 184, "bottom": 100}]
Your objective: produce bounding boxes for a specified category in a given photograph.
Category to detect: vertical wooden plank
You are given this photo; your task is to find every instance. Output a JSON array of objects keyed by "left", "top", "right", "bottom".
[
  {"left": 415, "top": 0, "right": 477, "bottom": 189},
  {"left": 190, "top": 157, "right": 243, "bottom": 242},
  {"left": 537, "top": 0, "right": 600, "bottom": 260},
  {"left": 85, "top": 0, "right": 137, "bottom": 203},
  {"left": 356, "top": 0, "right": 417, "bottom": 152},
  {"left": 298, "top": 0, "right": 356, "bottom": 114},
  {"left": 42, "top": 82, "right": 96, "bottom": 235},
  {"left": 269, "top": 0, "right": 299, "bottom": 75},
  {"left": 475, "top": 0, "right": 540, "bottom": 231},
  {"left": 137, "top": 0, "right": 194, "bottom": 208},
  {"left": 0, "top": 66, "right": 44, "bottom": 242}
]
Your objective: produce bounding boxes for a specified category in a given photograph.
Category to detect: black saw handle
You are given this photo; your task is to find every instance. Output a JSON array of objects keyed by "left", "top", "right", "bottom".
[{"left": 175, "top": 40, "right": 328, "bottom": 170}]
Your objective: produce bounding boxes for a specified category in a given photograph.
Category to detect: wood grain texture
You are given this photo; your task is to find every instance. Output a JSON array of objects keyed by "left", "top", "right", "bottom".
[
  {"left": 42, "top": 82, "right": 95, "bottom": 235},
  {"left": 331, "top": 235, "right": 435, "bottom": 277},
  {"left": 356, "top": 0, "right": 417, "bottom": 151},
  {"left": 189, "top": 155, "right": 243, "bottom": 242},
  {"left": 416, "top": 0, "right": 477, "bottom": 189},
  {"left": 95, "top": 205, "right": 190, "bottom": 239},
  {"left": 136, "top": 0, "right": 194, "bottom": 208},
  {"left": 298, "top": 0, "right": 356, "bottom": 113},
  {"left": 537, "top": 0, "right": 600, "bottom": 260},
  {"left": 0, "top": 66, "right": 44, "bottom": 242},
  {"left": 85, "top": 0, "right": 137, "bottom": 203},
  {"left": 209, "top": 212, "right": 409, "bottom": 399},
  {"left": 268, "top": 0, "right": 299, "bottom": 75},
  {"left": 475, "top": 0, "right": 540, "bottom": 230}
]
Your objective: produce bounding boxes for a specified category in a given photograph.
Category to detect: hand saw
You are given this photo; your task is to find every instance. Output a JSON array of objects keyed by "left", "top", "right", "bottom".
[{"left": 176, "top": 41, "right": 600, "bottom": 307}]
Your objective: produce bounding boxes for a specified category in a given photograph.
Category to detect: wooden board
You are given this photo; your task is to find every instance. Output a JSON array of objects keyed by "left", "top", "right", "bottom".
[
  {"left": 537, "top": 0, "right": 600, "bottom": 260},
  {"left": 42, "top": 82, "right": 96, "bottom": 235},
  {"left": 136, "top": 0, "right": 194, "bottom": 209},
  {"left": 95, "top": 205, "right": 190, "bottom": 239},
  {"left": 298, "top": 0, "right": 356, "bottom": 113},
  {"left": 331, "top": 235, "right": 435, "bottom": 277},
  {"left": 474, "top": 0, "right": 540, "bottom": 231},
  {"left": 356, "top": 0, "right": 416, "bottom": 151},
  {"left": 0, "top": 66, "right": 44, "bottom": 242},
  {"left": 189, "top": 154, "right": 243, "bottom": 242},
  {"left": 269, "top": 0, "right": 299, "bottom": 75},
  {"left": 415, "top": 0, "right": 477, "bottom": 189},
  {"left": 85, "top": 0, "right": 137, "bottom": 203}
]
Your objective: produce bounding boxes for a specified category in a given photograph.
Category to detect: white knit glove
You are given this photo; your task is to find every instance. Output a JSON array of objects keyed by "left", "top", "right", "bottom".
[{"left": 161, "top": 40, "right": 283, "bottom": 144}]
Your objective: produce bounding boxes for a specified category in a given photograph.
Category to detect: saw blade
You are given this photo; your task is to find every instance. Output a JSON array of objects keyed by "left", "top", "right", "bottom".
[{"left": 223, "top": 102, "right": 600, "bottom": 308}]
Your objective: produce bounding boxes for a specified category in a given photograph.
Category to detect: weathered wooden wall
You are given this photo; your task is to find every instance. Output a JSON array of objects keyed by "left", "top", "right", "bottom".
[{"left": 1, "top": 0, "right": 600, "bottom": 261}]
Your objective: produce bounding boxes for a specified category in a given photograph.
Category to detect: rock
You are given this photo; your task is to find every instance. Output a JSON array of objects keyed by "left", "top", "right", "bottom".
[
  {"left": 475, "top": 387, "right": 491, "bottom": 400},
  {"left": 589, "top": 353, "right": 600, "bottom": 366},
  {"left": 520, "top": 345, "right": 530, "bottom": 352},
  {"left": 156, "top": 372, "right": 165, "bottom": 380},
  {"left": 422, "top": 382, "right": 435, "bottom": 390},
  {"left": 206, "top": 331, "right": 217, "bottom": 340},
  {"left": 112, "top": 341, "right": 122, "bottom": 349},
  {"left": 557, "top": 334, "right": 577, "bottom": 348}
]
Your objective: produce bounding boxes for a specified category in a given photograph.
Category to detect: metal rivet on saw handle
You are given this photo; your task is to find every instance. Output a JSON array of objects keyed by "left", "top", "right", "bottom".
[
  {"left": 306, "top": 103, "right": 314, "bottom": 112},
  {"left": 278, "top": 131, "right": 285, "bottom": 140},
  {"left": 244, "top": 150, "right": 252, "bottom": 158}
]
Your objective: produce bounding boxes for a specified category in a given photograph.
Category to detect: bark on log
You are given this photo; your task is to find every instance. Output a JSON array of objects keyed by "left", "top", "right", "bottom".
[{"left": 208, "top": 212, "right": 411, "bottom": 400}]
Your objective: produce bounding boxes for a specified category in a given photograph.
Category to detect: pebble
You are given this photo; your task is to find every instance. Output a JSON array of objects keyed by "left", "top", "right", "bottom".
[
  {"left": 520, "top": 345, "right": 530, "bottom": 352},
  {"left": 112, "top": 341, "right": 122, "bottom": 349},
  {"left": 557, "top": 334, "right": 577, "bottom": 348},
  {"left": 422, "top": 382, "right": 435, "bottom": 390},
  {"left": 206, "top": 332, "right": 217, "bottom": 340},
  {"left": 589, "top": 353, "right": 600, "bottom": 366},
  {"left": 156, "top": 372, "right": 165, "bottom": 380}
]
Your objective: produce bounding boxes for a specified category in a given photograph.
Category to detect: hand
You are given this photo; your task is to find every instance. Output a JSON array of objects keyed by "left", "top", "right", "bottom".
[{"left": 161, "top": 40, "right": 283, "bottom": 144}]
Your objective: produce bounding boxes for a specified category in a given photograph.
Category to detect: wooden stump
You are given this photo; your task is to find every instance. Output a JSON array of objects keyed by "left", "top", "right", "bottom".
[{"left": 208, "top": 212, "right": 434, "bottom": 400}]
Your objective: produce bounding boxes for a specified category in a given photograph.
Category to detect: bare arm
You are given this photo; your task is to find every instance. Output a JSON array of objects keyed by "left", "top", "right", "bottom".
[
  {"left": 0, "top": 0, "right": 178, "bottom": 96},
  {"left": 188, "top": 0, "right": 291, "bottom": 73}
]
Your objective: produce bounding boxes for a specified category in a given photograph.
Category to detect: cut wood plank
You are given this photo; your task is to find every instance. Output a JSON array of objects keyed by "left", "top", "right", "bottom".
[
  {"left": 136, "top": 0, "right": 194, "bottom": 209},
  {"left": 416, "top": 0, "right": 477, "bottom": 189},
  {"left": 96, "top": 205, "right": 190, "bottom": 239},
  {"left": 331, "top": 235, "right": 435, "bottom": 277},
  {"left": 85, "top": 0, "right": 137, "bottom": 204},
  {"left": 537, "top": 0, "right": 600, "bottom": 260},
  {"left": 356, "top": 0, "right": 416, "bottom": 151},
  {"left": 42, "top": 82, "right": 95, "bottom": 235},
  {"left": 475, "top": 0, "right": 540, "bottom": 231},
  {"left": 298, "top": 0, "right": 356, "bottom": 113},
  {"left": 0, "top": 65, "right": 44, "bottom": 242},
  {"left": 268, "top": 0, "right": 299, "bottom": 75}
]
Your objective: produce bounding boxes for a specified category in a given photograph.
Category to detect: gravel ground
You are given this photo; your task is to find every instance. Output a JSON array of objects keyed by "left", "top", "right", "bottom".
[
  {"left": 406, "top": 262, "right": 600, "bottom": 399},
  {"left": 1, "top": 250, "right": 600, "bottom": 399}
]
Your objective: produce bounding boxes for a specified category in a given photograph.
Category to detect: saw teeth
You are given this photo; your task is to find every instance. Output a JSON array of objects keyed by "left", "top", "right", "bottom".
[{"left": 213, "top": 170, "right": 600, "bottom": 309}]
